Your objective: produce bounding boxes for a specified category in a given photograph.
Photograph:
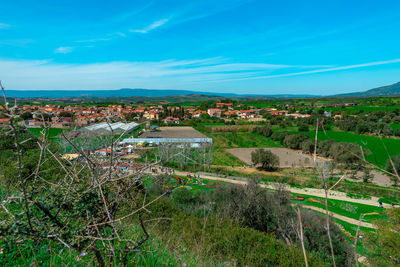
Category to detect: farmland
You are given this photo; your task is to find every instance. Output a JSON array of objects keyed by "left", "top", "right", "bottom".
[{"left": 307, "top": 130, "right": 400, "bottom": 168}]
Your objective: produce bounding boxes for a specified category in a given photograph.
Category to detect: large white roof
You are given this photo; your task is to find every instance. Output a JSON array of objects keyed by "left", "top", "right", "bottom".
[{"left": 84, "top": 122, "right": 139, "bottom": 133}]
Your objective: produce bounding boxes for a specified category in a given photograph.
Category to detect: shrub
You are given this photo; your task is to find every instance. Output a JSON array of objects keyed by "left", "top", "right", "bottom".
[
  {"left": 298, "top": 124, "right": 309, "bottom": 132},
  {"left": 283, "top": 134, "right": 309, "bottom": 149}
]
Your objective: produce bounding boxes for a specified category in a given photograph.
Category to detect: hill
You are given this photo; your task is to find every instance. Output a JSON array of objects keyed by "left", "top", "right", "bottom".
[
  {"left": 335, "top": 81, "right": 400, "bottom": 97},
  {"left": 5, "top": 88, "right": 317, "bottom": 98}
]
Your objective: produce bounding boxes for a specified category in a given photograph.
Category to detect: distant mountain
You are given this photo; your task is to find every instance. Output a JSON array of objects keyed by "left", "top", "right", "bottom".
[
  {"left": 5, "top": 88, "right": 318, "bottom": 98},
  {"left": 335, "top": 82, "right": 400, "bottom": 97}
]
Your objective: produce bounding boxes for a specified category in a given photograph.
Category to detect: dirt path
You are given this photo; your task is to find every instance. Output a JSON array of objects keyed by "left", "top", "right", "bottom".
[
  {"left": 226, "top": 147, "right": 325, "bottom": 168},
  {"left": 226, "top": 147, "right": 394, "bottom": 187},
  {"left": 300, "top": 205, "right": 376, "bottom": 229},
  {"left": 177, "top": 171, "right": 392, "bottom": 208}
]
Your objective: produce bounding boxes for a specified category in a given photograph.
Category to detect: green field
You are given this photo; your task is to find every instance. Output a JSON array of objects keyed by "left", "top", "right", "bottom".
[
  {"left": 208, "top": 132, "right": 280, "bottom": 148},
  {"left": 213, "top": 150, "right": 245, "bottom": 166},
  {"left": 307, "top": 130, "right": 400, "bottom": 168},
  {"left": 291, "top": 193, "right": 386, "bottom": 223},
  {"left": 28, "top": 128, "right": 64, "bottom": 138},
  {"left": 322, "top": 105, "right": 400, "bottom": 113}
]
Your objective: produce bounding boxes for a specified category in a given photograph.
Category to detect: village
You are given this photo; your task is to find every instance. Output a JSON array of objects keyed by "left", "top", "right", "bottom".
[{"left": 0, "top": 100, "right": 348, "bottom": 128}]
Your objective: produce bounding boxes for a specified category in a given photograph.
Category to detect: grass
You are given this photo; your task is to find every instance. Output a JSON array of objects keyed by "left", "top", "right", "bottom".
[
  {"left": 27, "top": 128, "right": 64, "bottom": 139},
  {"left": 307, "top": 209, "right": 374, "bottom": 256},
  {"left": 390, "top": 123, "right": 400, "bottom": 130},
  {"left": 291, "top": 193, "right": 387, "bottom": 223},
  {"left": 0, "top": 234, "right": 205, "bottom": 267},
  {"left": 307, "top": 129, "right": 400, "bottom": 168},
  {"left": 213, "top": 150, "right": 245, "bottom": 166},
  {"left": 207, "top": 132, "right": 280, "bottom": 149}
]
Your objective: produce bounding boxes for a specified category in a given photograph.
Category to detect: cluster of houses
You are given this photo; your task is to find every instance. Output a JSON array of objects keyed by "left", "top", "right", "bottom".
[{"left": 1, "top": 101, "right": 345, "bottom": 129}]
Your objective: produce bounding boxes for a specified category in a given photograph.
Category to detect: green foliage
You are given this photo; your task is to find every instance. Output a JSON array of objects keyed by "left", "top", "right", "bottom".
[
  {"left": 364, "top": 208, "right": 400, "bottom": 266},
  {"left": 308, "top": 130, "right": 400, "bottom": 168},
  {"left": 385, "top": 154, "right": 400, "bottom": 185},
  {"left": 253, "top": 125, "right": 273, "bottom": 137},
  {"left": 251, "top": 148, "right": 280, "bottom": 171},
  {"left": 298, "top": 124, "right": 310, "bottom": 132},
  {"left": 283, "top": 133, "right": 309, "bottom": 149}
]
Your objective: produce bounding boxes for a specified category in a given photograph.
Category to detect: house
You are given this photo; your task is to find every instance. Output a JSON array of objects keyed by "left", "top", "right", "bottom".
[
  {"left": 192, "top": 110, "right": 207, "bottom": 118},
  {"left": 270, "top": 110, "right": 288, "bottom": 116},
  {"left": 0, "top": 118, "right": 10, "bottom": 125},
  {"left": 143, "top": 111, "right": 159, "bottom": 120},
  {"left": 75, "top": 117, "right": 89, "bottom": 126},
  {"left": 96, "top": 148, "right": 112, "bottom": 156},
  {"left": 25, "top": 120, "right": 45, "bottom": 127},
  {"left": 216, "top": 103, "right": 233, "bottom": 109},
  {"left": 286, "top": 113, "right": 311, "bottom": 119},
  {"left": 163, "top": 117, "right": 180, "bottom": 124},
  {"left": 238, "top": 110, "right": 255, "bottom": 119},
  {"left": 207, "top": 108, "right": 222, "bottom": 117}
]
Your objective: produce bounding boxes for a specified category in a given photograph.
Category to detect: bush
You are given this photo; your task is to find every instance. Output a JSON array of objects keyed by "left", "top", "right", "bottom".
[
  {"left": 298, "top": 124, "right": 309, "bottom": 132},
  {"left": 271, "top": 130, "right": 289, "bottom": 144},
  {"left": 283, "top": 134, "right": 309, "bottom": 150},
  {"left": 253, "top": 125, "right": 273, "bottom": 137},
  {"left": 385, "top": 154, "right": 400, "bottom": 185}
]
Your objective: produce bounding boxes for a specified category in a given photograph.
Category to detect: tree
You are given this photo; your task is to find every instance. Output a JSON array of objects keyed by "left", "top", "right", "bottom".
[
  {"left": 298, "top": 124, "right": 309, "bottom": 132},
  {"left": 271, "top": 131, "right": 289, "bottom": 144},
  {"left": 385, "top": 154, "right": 400, "bottom": 185},
  {"left": 362, "top": 168, "right": 373, "bottom": 183},
  {"left": 200, "top": 101, "right": 208, "bottom": 110},
  {"left": 58, "top": 111, "right": 74, "bottom": 118},
  {"left": 251, "top": 149, "right": 279, "bottom": 171},
  {"left": 301, "top": 139, "right": 314, "bottom": 154},
  {"left": 253, "top": 125, "right": 273, "bottom": 137},
  {"left": 364, "top": 208, "right": 400, "bottom": 266},
  {"left": 283, "top": 134, "right": 309, "bottom": 150},
  {"left": 20, "top": 111, "right": 33, "bottom": 120}
]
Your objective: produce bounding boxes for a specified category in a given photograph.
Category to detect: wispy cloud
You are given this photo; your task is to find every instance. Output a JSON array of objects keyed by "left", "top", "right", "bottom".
[
  {"left": 226, "top": 58, "right": 400, "bottom": 81},
  {"left": 0, "top": 23, "right": 11, "bottom": 29},
  {"left": 116, "top": 32, "right": 126, "bottom": 38},
  {"left": 75, "top": 38, "right": 113, "bottom": 43},
  {"left": 130, "top": 18, "right": 169, "bottom": 34},
  {"left": 1, "top": 57, "right": 398, "bottom": 91},
  {"left": 54, "top": 46, "right": 74, "bottom": 54}
]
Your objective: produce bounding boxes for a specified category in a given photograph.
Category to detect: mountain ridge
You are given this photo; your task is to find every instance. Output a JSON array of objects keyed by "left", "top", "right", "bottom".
[{"left": 4, "top": 81, "right": 400, "bottom": 98}]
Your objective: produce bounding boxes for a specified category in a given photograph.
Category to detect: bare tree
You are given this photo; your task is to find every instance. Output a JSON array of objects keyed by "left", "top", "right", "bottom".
[{"left": 0, "top": 82, "right": 166, "bottom": 266}]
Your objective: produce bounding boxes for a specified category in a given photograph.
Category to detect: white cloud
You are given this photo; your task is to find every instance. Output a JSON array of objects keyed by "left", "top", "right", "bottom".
[
  {"left": 0, "top": 57, "right": 398, "bottom": 91},
  {"left": 0, "top": 23, "right": 11, "bottom": 29},
  {"left": 225, "top": 58, "right": 400, "bottom": 81},
  {"left": 116, "top": 32, "right": 126, "bottom": 38},
  {"left": 130, "top": 18, "right": 169, "bottom": 34},
  {"left": 75, "top": 38, "right": 112, "bottom": 43},
  {"left": 54, "top": 46, "right": 74, "bottom": 54}
]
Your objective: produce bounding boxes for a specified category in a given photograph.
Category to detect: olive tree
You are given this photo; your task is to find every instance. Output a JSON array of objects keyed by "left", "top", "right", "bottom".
[{"left": 251, "top": 149, "right": 279, "bottom": 171}]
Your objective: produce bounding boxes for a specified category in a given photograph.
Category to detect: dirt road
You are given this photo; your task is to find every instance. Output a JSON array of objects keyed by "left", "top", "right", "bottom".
[
  {"left": 301, "top": 205, "right": 376, "bottom": 229},
  {"left": 226, "top": 147, "right": 325, "bottom": 168},
  {"left": 175, "top": 170, "right": 391, "bottom": 208}
]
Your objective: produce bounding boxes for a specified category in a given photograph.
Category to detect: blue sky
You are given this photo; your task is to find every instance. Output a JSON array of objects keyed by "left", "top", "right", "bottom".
[{"left": 1, "top": 0, "right": 400, "bottom": 95}]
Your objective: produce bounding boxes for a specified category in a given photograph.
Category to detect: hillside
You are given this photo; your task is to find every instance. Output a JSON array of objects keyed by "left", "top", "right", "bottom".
[
  {"left": 5, "top": 88, "right": 317, "bottom": 98},
  {"left": 336, "top": 81, "right": 400, "bottom": 97}
]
